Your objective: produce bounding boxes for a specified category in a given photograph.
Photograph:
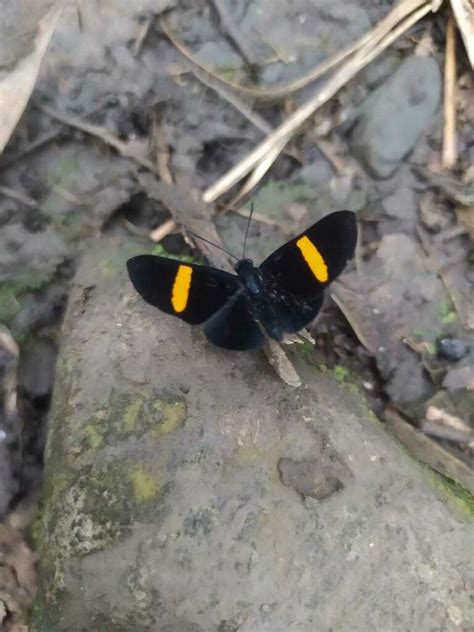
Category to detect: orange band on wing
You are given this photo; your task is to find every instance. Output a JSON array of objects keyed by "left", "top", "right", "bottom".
[
  {"left": 171, "top": 265, "right": 192, "bottom": 312},
  {"left": 296, "top": 235, "right": 328, "bottom": 282}
]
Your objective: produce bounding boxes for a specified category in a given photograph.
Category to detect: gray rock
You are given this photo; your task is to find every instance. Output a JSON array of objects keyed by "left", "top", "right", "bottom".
[
  {"left": 438, "top": 339, "right": 471, "bottom": 362},
  {"left": 33, "top": 239, "right": 472, "bottom": 632},
  {"left": 351, "top": 56, "right": 441, "bottom": 178},
  {"left": 278, "top": 458, "right": 347, "bottom": 500}
]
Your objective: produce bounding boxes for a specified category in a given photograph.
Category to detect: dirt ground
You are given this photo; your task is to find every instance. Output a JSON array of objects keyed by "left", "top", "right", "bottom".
[{"left": 0, "top": 0, "right": 473, "bottom": 628}]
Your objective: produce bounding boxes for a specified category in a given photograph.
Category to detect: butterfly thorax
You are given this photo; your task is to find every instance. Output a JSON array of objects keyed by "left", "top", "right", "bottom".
[
  {"left": 234, "top": 258, "right": 284, "bottom": 341},
  {"left": 235, "top": 259, "right": 264, "bottom": 296}
]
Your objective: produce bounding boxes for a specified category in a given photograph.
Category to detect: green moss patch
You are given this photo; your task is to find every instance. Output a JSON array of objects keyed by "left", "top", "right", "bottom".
[
  {"left": 151, "top": 399, "right": 187, "bottom": 436},
  {"left": 425, "top": 471, "right": 474, "bottom": 520},
  {"left": 129, "top": 466, "right": 161, "bottom": 503}
]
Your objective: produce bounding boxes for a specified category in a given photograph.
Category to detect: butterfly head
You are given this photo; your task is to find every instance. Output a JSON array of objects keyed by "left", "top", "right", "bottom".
[{"left": 235, "top": 259, "right": 263, "bottom": 296}]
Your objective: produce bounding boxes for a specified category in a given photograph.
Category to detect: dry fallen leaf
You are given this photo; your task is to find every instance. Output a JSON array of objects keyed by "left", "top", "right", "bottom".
[
  {"left": 264, "top": 339, "right": 302, "bottom": 388},
  {"left": 0, "top": 524, "right": 37, "bottom": 631},
  {"left": 0, "top": 5, "right": 62, "bottom": 154}
]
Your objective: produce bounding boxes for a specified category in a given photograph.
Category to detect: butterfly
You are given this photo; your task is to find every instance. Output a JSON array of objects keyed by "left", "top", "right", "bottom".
[{"left": 127, "top": 210, "right": 357, "bottom": 351}]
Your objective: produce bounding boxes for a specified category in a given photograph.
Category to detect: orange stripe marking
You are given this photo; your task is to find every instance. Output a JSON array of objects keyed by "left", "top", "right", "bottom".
[
  {"left": 296, "top": 235, "right": 328, "bottom": 282},
  {"left": 171, "top": 265, "right": 192, "bottom": 312}
]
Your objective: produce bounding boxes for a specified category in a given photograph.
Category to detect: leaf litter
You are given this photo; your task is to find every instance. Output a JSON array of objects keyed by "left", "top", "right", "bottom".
[{"left": 0, "top": 1, "right": 473, "bottom": 619}]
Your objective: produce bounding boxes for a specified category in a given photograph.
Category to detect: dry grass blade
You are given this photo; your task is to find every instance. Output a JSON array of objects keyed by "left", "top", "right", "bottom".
[
  {"left": 442, "top": 12, "right": 457, "bottom": 169},
  {"left": 221, "top": 139, "right": 287, "bottom": 212},
  {"left": 229, "top": 207, "right": 282, "bottom": 226},
  {"left": 159, "top": 16, "right": 353, "bottom": 101},
  {"left": 0, "top": 6, "right": 62, "bottom": 154},
  {"left": 162, "top": 0, "right": 430, "bottom": 101},
  {"left": 203, "top": 0, "right": 436, "bottom": 203},
  {"left": 450, "top": 0, "right": 474, "bottom": 68},
  {"left": 169, "top": 50, "right": 273, "bottom": 135}
]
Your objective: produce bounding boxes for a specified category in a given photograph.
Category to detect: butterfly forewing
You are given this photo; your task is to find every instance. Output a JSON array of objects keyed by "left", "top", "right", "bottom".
[
  {"left": 260, "top": 210, "right": 357, "bottom": 300},
  {"left": 127, "top": 255, "right": 239, "bottom": 325}
]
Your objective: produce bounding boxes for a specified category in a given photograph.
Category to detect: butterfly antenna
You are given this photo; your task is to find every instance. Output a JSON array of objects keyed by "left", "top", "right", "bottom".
[
  {"left": 184, "top": 228, "right": 239, "bottom": 262},
  {"left": 242, "top": 202, "right": 254, "bottom": 259}
]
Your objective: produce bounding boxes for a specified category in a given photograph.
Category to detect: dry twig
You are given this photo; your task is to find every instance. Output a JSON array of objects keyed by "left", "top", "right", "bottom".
[
  {"left": 36, "top": 103, "right": 161, "bottom": 175},
  {"left": 173, "top": 57, "right": 273, "bottom": 136},
  {"left": 203, "top": 0, "right": 437, "bottom": 203},
  {"left": 385, "top": 407, "right": 474, "bottom": 492},
  {"left": 209, "top": 0, "right": 256, "bottom": 66},
  {"left": 450, "top": 0, "right": 474, "bottom": 68},
  {"left": 150, "top": 113, "right": 174, "bottom": 184},
  {"left": 132, "top": 15, "right": 153, "bottom": 57},
  {"left": 220, "top": 138, "right": 288, "bottom": 212},
  {"left": 425, "top": 405, "right": 472, "bottom": 433},
  {"left": 442, "top": 12, "right": 457, "bottom": 169},
  {"left": 0, "top": 129, "right": 61, "bottom": 171},
  {"left": 0, "top": 184, "right": 37, "bottom": 207},
  {"left": 150, "top": 218, "right": 177, "bottom": 243}
]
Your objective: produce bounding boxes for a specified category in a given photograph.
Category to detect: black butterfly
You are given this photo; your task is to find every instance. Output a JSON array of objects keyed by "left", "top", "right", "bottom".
[{"left": 127, "top": 210, "right": 357, "bottom": 351}]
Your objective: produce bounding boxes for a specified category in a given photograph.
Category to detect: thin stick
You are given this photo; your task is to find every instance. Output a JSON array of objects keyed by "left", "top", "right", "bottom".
[
  {"left": 219, "top": 138, "right": 287, "bottom": 212},
  {"left": 0, "top": 128, "right": 61, "bottom": 170},
  {"left": 0, "top": 184, "right": 37, "bottom": 207},
  {"left": 173, "top": 52, "right": 273, "bottom": 135},
  {"left": 426, "top": 405, "right": 471, "bottom": 433},
  {"left": 209, "top": 0, "right": 256, "bottom": 66},
  {"left": 203, "top": 2, "right": 434, "bottom": 203},
  {"left": 421, "top": 421, "right": 473, "bottom": 445},
  {"left": 150, "top": 112, "right": 174, "bottom": 184},
  {"left": 0, "top": 101, "right": 110, "bottom": 171},
  {"left": 310, "top": 136, "right": 347, "bottom": 174},
  {"left": 166, "top": 49, "right": 302, "bottom": 165},
  {"left": 442, "top": 12, "right": 457, "bottom": 169},
  {"left": 150, "top": 218, "right": 177, "bottom": 242},
  {"left": 132, "top": 15, "right": 153, "bottom": 57},
  {"left": 36, "top": 103, "right": 161, "bottom": 175}
]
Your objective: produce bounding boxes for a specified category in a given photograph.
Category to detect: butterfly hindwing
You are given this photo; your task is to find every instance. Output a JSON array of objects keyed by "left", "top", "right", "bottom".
[
  {"left": 127, "top": 255, "right": 240, "bottom": 325},
  {"left": 203, "top": 291, "right": 265, "bottom": 351},
  {"left": 260, "top": 210, "right": 357, "bottom": 300}
]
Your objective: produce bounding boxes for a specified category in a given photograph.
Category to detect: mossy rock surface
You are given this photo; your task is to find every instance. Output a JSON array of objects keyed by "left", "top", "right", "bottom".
[{"left": 33, "top": 238, "right": 472, "bottom": 632}]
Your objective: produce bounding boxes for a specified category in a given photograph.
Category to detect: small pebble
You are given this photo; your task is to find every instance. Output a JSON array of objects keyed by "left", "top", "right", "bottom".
[{"left": 437, "top": 338, "right": 470, "bottom": 362}]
